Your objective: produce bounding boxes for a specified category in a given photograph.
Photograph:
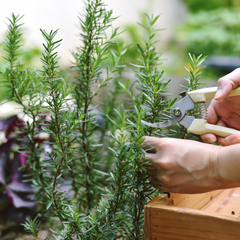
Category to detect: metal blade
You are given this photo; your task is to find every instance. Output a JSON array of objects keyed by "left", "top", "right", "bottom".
[
  {"left": 171, "top": 95, "right": 195, "bottom": 114},
  {"left": 179, "top": 115, "right": 195, "bottom": 129},
  {"left": 141, "top": 119, "right": 174, "bottom": 128},
  {"left": 141, "top": 95, "right": 195, "bottom": 128}
]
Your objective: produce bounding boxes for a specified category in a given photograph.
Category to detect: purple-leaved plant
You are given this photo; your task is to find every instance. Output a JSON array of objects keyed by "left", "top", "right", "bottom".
[
  {"left": 0, "top": 114, "right": 55, "bottom": 222},
  {"left": 0, "top": 115, "right": 35, "bottom": 222}
]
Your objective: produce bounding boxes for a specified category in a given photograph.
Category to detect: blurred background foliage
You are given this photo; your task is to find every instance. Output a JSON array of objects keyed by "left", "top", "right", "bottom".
[
  {"left": 0, "top": 39, "right": 42, "bottom": 103},
  {"left": 1, "top": 0, "right": 240, "bottom": 102},
  {"left": 0, "top": 37, "right": 73, "bottom": 104},
  {"left": 168, "top": 0, "right": 240, "bottom": 79},
  {"left": 106, "top": 0, "right": 240, "bottom": 81},
  {"left": 177, "top": 8, "right": 240, "bottom": 57},
  {"left": 182, "top": 0, "right": 240, "bottom": 12},
  {"left": 1, "top": 1, "right": 240, "bottom": 237}
]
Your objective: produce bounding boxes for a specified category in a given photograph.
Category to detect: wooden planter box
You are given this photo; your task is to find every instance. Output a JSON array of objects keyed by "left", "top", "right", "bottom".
[{"left": 145, "top": 188, "right": 240, "bottom": 240}]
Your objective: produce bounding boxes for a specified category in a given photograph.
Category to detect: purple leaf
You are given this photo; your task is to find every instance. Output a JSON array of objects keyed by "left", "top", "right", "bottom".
[
  {"left": 0, "top": 138, "right": 15, "bottom": 185},
  {"left": 7, "top": 182, "right": 33, "bottom": 193},
  {"left": 7, "top": 189, "right": 35, "bottom": 209},
  {"left": 19, "top": 152, "right": 27, "bottom": 166},
  {"left": 8, "top": 152, "right": 34, "bottom": 193},
  {"left": 0, "top": 115, "right": 18, "bottom": 131},
  {"left": 0, "top": 115, "right": 55, "bottom": 214},
  {"left": 0, "top": 152, "right": 7, "bottom": 184}
]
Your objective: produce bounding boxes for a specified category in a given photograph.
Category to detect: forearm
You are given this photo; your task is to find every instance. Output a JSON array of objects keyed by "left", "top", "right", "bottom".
[{"left": 217, "top": 143, "right": 240, "bottom": 188}]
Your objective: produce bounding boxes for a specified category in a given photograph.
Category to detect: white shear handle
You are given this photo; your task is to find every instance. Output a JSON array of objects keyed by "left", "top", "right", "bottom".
[
  {"left": 188, "top": 119, "right": 240, "bottom": 137},
  {"left": 187, "top": 86, "right": 240, "bottom": 102}
]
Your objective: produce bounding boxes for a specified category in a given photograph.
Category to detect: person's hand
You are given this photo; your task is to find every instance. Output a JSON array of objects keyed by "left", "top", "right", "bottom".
[
  {"left": 201, "top": 68, "right": 240, "bottom": 146},
  {"left": 143, "top": 136, "right": 224, "bottom": 193}
]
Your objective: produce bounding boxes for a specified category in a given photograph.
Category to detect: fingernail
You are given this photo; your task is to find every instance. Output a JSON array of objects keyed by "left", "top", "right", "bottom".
[
  {"left": 231, "top": 137, "right": 240, "bottom": 145},
  {"left": 214, "top": 89, "right": 222, "bottom": 100},
  {"left": 208, "top": 138, "right": 216, "bottom": 143}
]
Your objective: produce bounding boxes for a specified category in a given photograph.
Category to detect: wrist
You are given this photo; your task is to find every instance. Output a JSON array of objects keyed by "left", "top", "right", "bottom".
[
  {"left": 214, "top": 144, "right": 240, "bottom": 189},
  {"left": 208, "top": 145, "right": 225, "bottom": 189}
]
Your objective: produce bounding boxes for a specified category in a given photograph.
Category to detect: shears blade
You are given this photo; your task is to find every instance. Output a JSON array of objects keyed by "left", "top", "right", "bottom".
[{"left": 141, "top": 95, "right": 195, "bottom": 128}]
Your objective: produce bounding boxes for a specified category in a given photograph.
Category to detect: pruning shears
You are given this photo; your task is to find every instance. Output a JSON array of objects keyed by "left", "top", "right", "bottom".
[{"left": 142, "top": 86, "right": 240, "bottom": 137}]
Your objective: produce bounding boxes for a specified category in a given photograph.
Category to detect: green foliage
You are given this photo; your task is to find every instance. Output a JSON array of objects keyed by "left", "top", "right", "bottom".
[
  {"left": 38, "top": 28, "right": 84, "bottom": 222},
  {"left": 171, "top": 53, "right": 207, "bottom": 139},
  {"left": 0, "top": 14, "right": 41, "bottom": 103},
  {"left": 71, "top": 0, "right": 128, "bottom": 214},
  {"left": 2, "top": 13, "right": 24, "bottom": 65},
  {"left": 0, "top": 15, "right": 45, "bottom": 211},
  {"left": 106, "top": 12, "right": 150, "bottom": 65},
  {"left": 21, "top": 216, "right": 41, "bottom": 240},
  {"left": 177, "top": 8, "right": 240, "bottom": 56},
  {"left": 184, "top": 53, "right": 207, "bottom": 91},
  {"left": 182, "top": 0, "right": 235, "bottom": 13},
  {"left": 130, "top": 13, "right": 175, "bottom": 137},
  {"left": 0, "top": 3, "right": 207, "bottom": 240}
]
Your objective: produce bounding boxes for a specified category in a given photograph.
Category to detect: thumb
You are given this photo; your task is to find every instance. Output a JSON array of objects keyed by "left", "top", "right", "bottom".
[
  {"left": 214, "top": 81, "right": 232, "bottom": 101},
  {"left": 214, "top": 68, "right": 240, "bottom": 101}
]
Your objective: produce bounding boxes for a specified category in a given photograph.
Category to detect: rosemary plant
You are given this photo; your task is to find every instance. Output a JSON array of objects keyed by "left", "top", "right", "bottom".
[
  {"left": 1, "top": 13, "right": 47, "bottom": 206},
  {"left": 184, "top": 53, "right": 207, "bottom": 92},
  {"left": 1, "top": 13, "right": 86, "bottom": 237},
  {"left": 71, "top": 0, "right": 128, "bottom": 214},
  {"left": 117, "top": 13, "right": 176, "bottom": 238},
  {"left": 171, "top": 53, "right": 207, "bottom": 139},
  {"left": 22, "top": 216, "right": 41, "bottom": 240},
  {"left": 76, "top": 13, "right": 179, "bottom": 239},
  {"left": 38, "top": 28, "right": 84, "bottom": 221},
  {"left": 0, "top": 3, "right": 207, "bottom": 240}
]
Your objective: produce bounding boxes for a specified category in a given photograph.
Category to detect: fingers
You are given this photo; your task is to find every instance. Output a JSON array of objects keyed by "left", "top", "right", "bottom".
[
  {"left": 206, "top": 99, "right": 219, "bottom": 124},
  {"left": 145, "top": 152, "right": 164, "bottom": 170},
  {"left": 142, "top": 136, "right": 159, "bottom": 147},
  {"left": 214, "top": 81, "right": 231, "bottom": 100},
  {"left": 149, "top": 177, "right": 170, "bottom": 192},
  {"left": 145, "top": 160, "right": 165, "bottom": 191},
  {"left": 216, "top": 135, "right": 240, "bottom": 146},
  {"left": 145, "top": 152, "right": 155, "bottom": 161},
  {"left": 201, "top": 133, "right": 216, "bottom": 143},
  {"left": 201, "top": 114, "right": 240, "bottom": 146},
  {"left": 141, "top": 136, "right": 158, "bottom": 153},
  {"left": 201, "top": 119, "right": 226, "bottom": 143},
  {"left": 143, "top": 137, "right": 166, "bottom": 190},
  {"left": 149, "top": 177, "right": 162, "bottom": 187},
  {"left": 215, "top": 68, "right": 240, "bottom": 101},
  {"left": 146, "top": 166, "right": 157, "bottom": 176},
  {"left": 201, "top": 133, "right": 240, "bottom": 146}
]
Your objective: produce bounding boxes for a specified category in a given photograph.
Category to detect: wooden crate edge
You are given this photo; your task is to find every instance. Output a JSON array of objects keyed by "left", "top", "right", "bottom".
[{"left": 147, "top": 204, "right": 240, "bottom": 240}]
